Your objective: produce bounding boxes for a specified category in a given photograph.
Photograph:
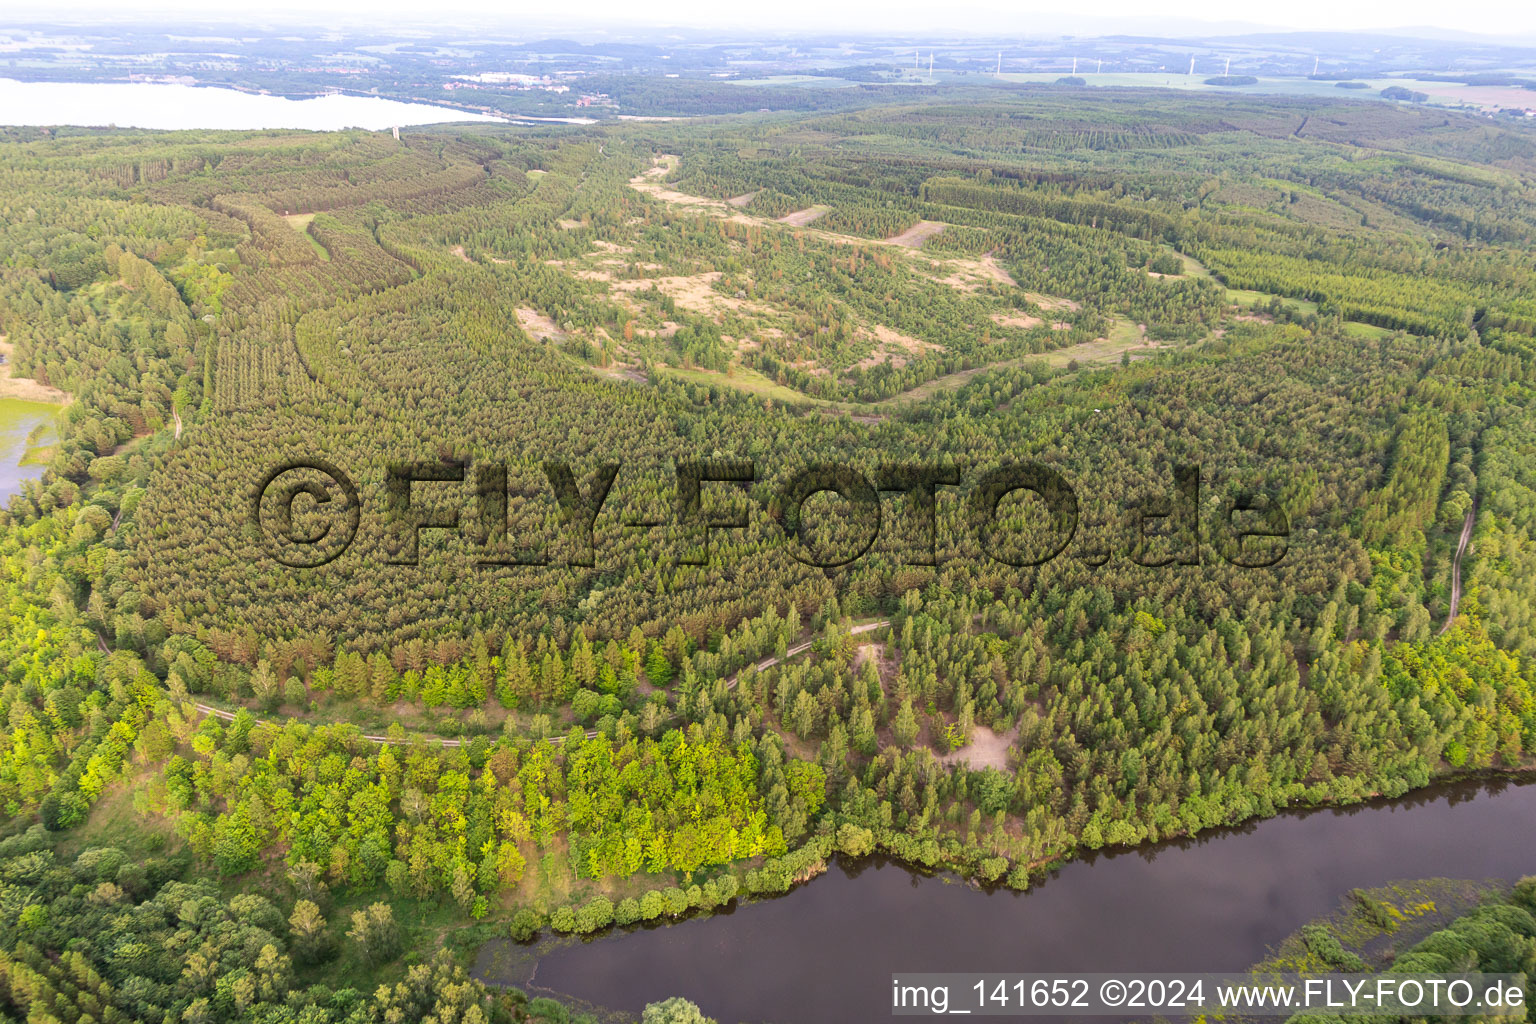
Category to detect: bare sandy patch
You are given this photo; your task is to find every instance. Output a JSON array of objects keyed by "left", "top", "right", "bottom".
[
  {"left": 611, "top": 272, "right": 767, "bottom": 316},
  {"left": 450, "top": 245, "right": 472, "bottom": 263},
  {"left": 935, "top": 254, "right": 1017, "bottom": 292},
  {"left": 515, "top": 308, "right": 563, "bottom": 341},
  {"left": 855, "top": 324, "right": 939, "bottom": 368},
  {"left": 1026, "top": 292, "right": 1081, "bottom": 312},
  {"left": 634, "top": 320, "right": 682, "bottom": 339},
  {"left": 594, "top": 363, "right": 649, "bottom": 385},
  {"left": 639, "top": 154, "right": 679, "bottom": 179},
  {"left": 726, "top": 191, "right": 760, "bottom": 208},
  {"left": 991, "top": 312, "right": 1044, "bottom": 330},
  {"left": 937, "top": 724, "right": 1019, "bottom": 770},
  {"left": 557, "top": 218, "right": 583, "bottom": 230},
  {"left": 0, "top": 338, "right": 70, "bottom": 403},
  {"left": 629, "top": 158, "right": 732, "bottom": 214},
  {"left": 778, "top": 206, "right": 831, "bottom": 227},
  {"left": 885, "top": 220, "right": 947, "bottom": 248}
]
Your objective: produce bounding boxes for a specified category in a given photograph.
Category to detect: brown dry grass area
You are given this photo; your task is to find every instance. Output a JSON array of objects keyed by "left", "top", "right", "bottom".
[
  {"left": 778, "top": 206, "right": 831, "bottom": 226},
  {"left": 515, "top": 308, "right": 563, "bottom": 341},
  {"left": 991, "top": 312, "right": 1043, "bottom": 330},
  {"left": 886, "top": 220, "right": 947, "bottom": 248},
  {"left": 1419, "top": 84, "right": 1536, "bottom": 110},
  {"left": 937, "top": 724, "right": 1019, "bottom": 770},
  {"left": 0, "top": 338, "right": 70, "bottom": 403}
]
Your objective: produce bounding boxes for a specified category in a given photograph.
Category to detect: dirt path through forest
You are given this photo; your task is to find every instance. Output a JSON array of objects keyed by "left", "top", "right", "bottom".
[{"left": 1441, "top": 501, "right": 1477, "bottom": 634}]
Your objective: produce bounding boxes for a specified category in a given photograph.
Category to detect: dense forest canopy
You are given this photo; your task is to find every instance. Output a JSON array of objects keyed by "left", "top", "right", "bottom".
[{"left": 0, "top": 87, "right": 1534, "bottom": 1021}]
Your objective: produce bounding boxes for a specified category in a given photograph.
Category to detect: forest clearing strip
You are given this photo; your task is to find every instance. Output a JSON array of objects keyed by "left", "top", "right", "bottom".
[{"left": 184, "top": 620, "right": 891, "bottom": 748}]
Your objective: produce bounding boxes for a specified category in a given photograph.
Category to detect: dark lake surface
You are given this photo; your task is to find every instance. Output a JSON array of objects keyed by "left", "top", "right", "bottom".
[{"left": 481, "top": 776, "right": 1536, "bottom": 1023}]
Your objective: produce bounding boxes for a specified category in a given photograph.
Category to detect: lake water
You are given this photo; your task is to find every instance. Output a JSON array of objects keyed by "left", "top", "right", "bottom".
[
  {"left": 0, "top": 78, "right": 507, "bottom": 131},
  {"left": 0, "top": 398, "right": 57, "bottom": 502},
  {"left": 485, "top": 777, "right": 1536, "bottom": 1023}
]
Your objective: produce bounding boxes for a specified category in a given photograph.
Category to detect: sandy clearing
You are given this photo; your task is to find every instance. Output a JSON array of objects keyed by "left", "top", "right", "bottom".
[
  {"left": 979, "top": 254, "right": 1017, "bottom": 286},
  {"left": 991, "top": 312, "right": 1044, "bottom": 330},
  {"left": 885, "top": 220, "right": 947, "bottom": 248},
  {"left": 935, "top": 255, "right": 1016, "bottom": 292},
  {"left": 778, "top": 206, "right": 831, "bottom": 227},
  {"left": 0, "top": 338, "right": 70, "bottom": 403},
  {"left": 557, "top": 218, "right": 583, "bottom": 230},
  {"left": 450, "top": 245, "right": 472, "bottom": 263},
  {"left": 855, "top": 324, "right": 939, "bottom": 369},
  {"left": 593, "top": 363, "right": 649, "bottom": 385},
  {"left": 629, "top": 159, "right": 732, "bottom": 213},
  {"left": 515, "top": 308, "right": 563, "bottom": 341},
  {"left": 937, "top": 724, "right": 1019, "bottom": 770},
  {"left": 726, "top": 191, "right": 760, "bottom": 208},
  {"left": 1026, "top": 292, "right": 1082, "bottom": 312},
  {"left": 611, "top": 271, "right": 767, "bottom": 316},
  {"left": 634, "top": 320, "right": 681, "bottom": 339}
]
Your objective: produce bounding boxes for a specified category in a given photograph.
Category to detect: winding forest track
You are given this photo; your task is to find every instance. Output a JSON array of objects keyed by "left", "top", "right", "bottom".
[
  {"left": 1441, "top": 501, "right": 1477, "bottom": 635},
  {"left": 185, "top": 620, "right": 891, "bottom": 748}
]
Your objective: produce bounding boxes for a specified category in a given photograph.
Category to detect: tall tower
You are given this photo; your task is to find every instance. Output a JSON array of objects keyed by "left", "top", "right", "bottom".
[
  {"left": 1072, "top": 55, "right": 1078, "bottom": 75},
  {"left": 929, "top": 52, "right": 934, "bottom": 77},
  {"left": 1096, "top": 59, "right": 1102, "bottom": 74},
  {"left": 1188, "top": 56, "right": 1195, "bottom": 75},
  {"left": 1224, "top": 57, "right": 1231, "bottom": 77},
  {"left": 1313, "top": 56, "right": 1320, "bottom": 75},
  {"left": 996, "top": 52, "right": 1002, "bottom": 76}
]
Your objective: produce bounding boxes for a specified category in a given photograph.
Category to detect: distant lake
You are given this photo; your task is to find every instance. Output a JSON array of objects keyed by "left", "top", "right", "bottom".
[
  {"left": 0, "top": 398, "right": 57, "bottom": 503},
  {"left": 0, "top": 78, "right": 507, "bottom": 131}
]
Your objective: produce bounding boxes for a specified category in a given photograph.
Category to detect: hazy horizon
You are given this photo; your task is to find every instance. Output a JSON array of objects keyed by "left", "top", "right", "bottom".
[{"left": 9, "top": 2, "right": 1536, "bottom": 43}]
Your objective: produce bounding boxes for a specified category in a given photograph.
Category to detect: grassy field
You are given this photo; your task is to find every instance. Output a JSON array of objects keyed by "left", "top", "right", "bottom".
[
  {"left": 282, "top": 212, "right": 330, "bottom": 261},
  {"left": 1226, "top": 287, "right": 1320, "bottom": 315}
]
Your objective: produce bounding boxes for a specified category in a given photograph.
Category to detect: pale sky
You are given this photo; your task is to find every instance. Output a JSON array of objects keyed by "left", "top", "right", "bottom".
[{"left": 25, "top": 0, "right": 1536, "bottom": 39}]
